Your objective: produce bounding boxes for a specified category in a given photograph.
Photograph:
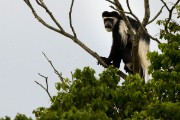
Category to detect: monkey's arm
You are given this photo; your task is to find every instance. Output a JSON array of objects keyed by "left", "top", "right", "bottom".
[
  {"left": 99, "top": 44, "right": 116, "bottom": 66},
  {"left": 98, "top": 46, "right": 114, "bottom": 67},
  {"left": 99, "top": 45, "right": 121, "bottom": 68}
]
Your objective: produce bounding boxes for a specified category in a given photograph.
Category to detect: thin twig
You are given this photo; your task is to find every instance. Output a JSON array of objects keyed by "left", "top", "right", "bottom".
[
  {"left": 23, "top": 0, "right": 127, "bottom": 79},
  {"left": 42, "top": 52, "right": 65, "bottom": 82},
  {"left": 69, "top": 0, "right": 77, "bottom": 38},
  {"left": 23, "top": 0, "right": 61, "bottom": 33},
  {"left": 160, "top": 0, "right": 180, "bottom": 33},
  {"left": 35, "top": 73, "right": 53, "bottom": 101},
  {"left": 110, "top": 5, "right": 130, "bottom": 14},
  {"left": 106, "top": 0, "right": 116, "bottom": 5},
  {"left": 148, "top": 5, "right": 165, "bottom": 24},
  {"left": 35, "top": 0, "right": 65, "bottom": 32},
  {"left": 114, "top": 0, "right": 136, "bottom": 36},
  {"left": 71, "top": 71, "right": 74, "bottom": 81},
  {"left": 126, "top": 0, "right": 161, "bottom": 43},
  {"left": 126, "top": 0, "right": 134, "bottom": 16},
  {"left": 160, "top": 0, "right": 170, "bottom": 11}
]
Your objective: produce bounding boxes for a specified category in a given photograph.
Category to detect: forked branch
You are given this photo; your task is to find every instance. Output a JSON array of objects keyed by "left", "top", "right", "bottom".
[
  {"left": 35, "top": 73, "right": 53, "bottom": 101},
  {"left": 69, "top": 0, "right": 77, "bottom": 38},
  {"left": 23, "top": 0, "right": 127, "bottom": 79},
  {"left": 42, "top": 52, "right": 65, "bottom": 82},
  {"left": 160, "top": 0, "right": 180, "bottom": 33}
]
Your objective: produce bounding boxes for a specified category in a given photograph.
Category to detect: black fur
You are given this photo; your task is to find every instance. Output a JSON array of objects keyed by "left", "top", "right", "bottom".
[{"left": 100, "top": 11, "right": 150, "bottom": 77}]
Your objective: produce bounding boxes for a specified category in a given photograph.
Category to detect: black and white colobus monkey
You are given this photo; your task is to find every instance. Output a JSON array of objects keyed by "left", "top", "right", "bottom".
[{"left": 100, "top": 11, "right": 150, "bottom": 78}]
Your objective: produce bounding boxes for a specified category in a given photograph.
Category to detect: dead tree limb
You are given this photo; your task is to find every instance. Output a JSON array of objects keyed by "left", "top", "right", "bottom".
[
  {"left": 148, "top": 5, "right": 165, "bottom": 24},
  {"left": 35, "top": 73, "right": 53, "bottom": 101},
  {"left": 160, "top": 0, "right": 180, "bottom": 33},
  {"left": 69, "top": 0, "right": 77, "bottom": 38},
  {"left": 42, "top": 52, "right": 65, "bottom": 82},
  {"left": 23, "top": 0, "right": 127, "bottom": 79}
]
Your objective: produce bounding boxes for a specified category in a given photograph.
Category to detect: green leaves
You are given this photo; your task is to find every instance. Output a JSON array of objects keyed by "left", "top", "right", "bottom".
[
  {"left": 2, "top": 3, "right": 180, "bottom": 120},
  {"left": 176, "top": 5, "right": 180, "bottom": 18},
  {"left": 148, "top": 102, "right": 180, "bottom": 119}
]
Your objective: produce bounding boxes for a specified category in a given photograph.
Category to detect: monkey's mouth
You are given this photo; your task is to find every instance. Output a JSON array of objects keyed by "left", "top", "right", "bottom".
[
  {"left": 105, "top": 25, "right": 113, "bottom": 32},
  {"left": 105, "top": 24, "right": 112, "bottom": 29}
]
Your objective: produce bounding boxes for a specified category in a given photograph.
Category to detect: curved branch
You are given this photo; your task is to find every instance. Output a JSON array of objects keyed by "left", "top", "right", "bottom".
[
  {"left": 24, "top": 0, "right": 61, "bottom": 33},
  {"left": 114, "top": 0, "right": 136, "bottom": 36},
  {"left": 148, "top": 5, "right": 165, "bottom": 24},
  {"left": 160, "top": 0, "right": 180, "bottom": 33},
  {"left": 35, "top": 73, "right": 53, "bottom": 101},
  {"left": 23, "top": 0, "right": 127, "bottom": 79},
  {"left": 125, "top": 0, "right": 161, "bottom": 43},
  {"left": 160, "top": 0, "right": 170, "bottom": 11},
  {"left": 142, "top": 0, "right": 150, "bottom": 27},
  {"left": 42, "top": 52, "right": 65, "bottom": 82},
  {"left": 69, "top": 0, "right": 77, "bottom": 38},
  {"left": 35, "top": 0, "right": 65, "bottom": 32},
  {"left": 106, "top": 0, "right": 116, "bottom": 5}
]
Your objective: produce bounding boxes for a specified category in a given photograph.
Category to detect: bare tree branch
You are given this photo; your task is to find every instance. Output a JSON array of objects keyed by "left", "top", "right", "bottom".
[
  {"left": 35, "top": 0, "right": 65, "bottom": 32},
  {"left": 23, "top": 0, "right": 61, "bottom": 33},
  {"left": 148, "top": 5, "right": 165, "bottom": 24},
  {"left": 160, "top": 0, "right": 180, "bottom": 33},
  {"left": 42, "top": 52, "right": 65, "bottom": 82},
  {"left": 160, "top": 0, "right": 170, "bottom": 11},
  {"left": 113, "top": 0, "right": 136, "bottom": 37},
  {"left": 106, "top": 0, "right": 116, "bottom": 5},
  {"left": 35, "top": 73, "right": 53, "bottom": 101},
  {"left": 142, "top": 0, "right": 150, "bottom": 27},
  {"left": 23, "top": 0, "right": 127, "bottom": 79},
  {"left": 119, "top": 0, "right": 161, "bottom": 44},
  {"left": 69, "top": 0, "right": 77, "bottom": 38}
]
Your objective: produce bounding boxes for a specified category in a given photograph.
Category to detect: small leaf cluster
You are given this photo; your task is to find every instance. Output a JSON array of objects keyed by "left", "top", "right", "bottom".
[{"left": 0, "top": 114, "right": 32, "bottom": 120}]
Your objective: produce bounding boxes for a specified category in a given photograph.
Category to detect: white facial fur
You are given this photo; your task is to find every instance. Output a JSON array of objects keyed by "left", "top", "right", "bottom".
[{"left": 103, "top": 17, "right": 118, "bottom": 32}]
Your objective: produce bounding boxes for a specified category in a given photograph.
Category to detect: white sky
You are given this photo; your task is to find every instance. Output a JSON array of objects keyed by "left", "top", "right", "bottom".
[{"left": 0, "top": 0, "right": 174, "bottom": 119}]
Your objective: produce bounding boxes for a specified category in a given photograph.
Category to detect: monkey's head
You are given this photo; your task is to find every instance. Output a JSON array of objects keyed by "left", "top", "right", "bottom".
[{"left": 102, "top": 11, "right": 120, "bottom": 32}]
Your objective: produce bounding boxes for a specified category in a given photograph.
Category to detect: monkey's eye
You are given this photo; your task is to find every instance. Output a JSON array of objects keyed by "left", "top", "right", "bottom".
[{"left": 104, "top": 18, "right": 113, "bottom": 23}]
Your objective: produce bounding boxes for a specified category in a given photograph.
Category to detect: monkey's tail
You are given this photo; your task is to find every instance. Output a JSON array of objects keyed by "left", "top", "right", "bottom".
[{"left": 138, "top": 38, "right": 150, "bottom": 80}]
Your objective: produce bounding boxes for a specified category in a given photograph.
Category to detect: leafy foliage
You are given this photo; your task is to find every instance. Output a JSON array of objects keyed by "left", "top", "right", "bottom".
[
  {"left": 30, "top": 65, "right": 179, "bottom": 120},
  {"left": 31, "top": 9, "right": 179, "bottom": 119},
  {"left": 0, "top": 114, "right": 32, "bottom": 120},
  {"left": 1, "top": 2, "right": 180, "bottom": 120}
]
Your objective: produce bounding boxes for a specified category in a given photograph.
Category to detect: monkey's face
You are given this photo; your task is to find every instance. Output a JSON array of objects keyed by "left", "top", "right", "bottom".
[
  {"left": 103, "top": 17, "right": 118, "bottom": 32},
  {"left": 102, "top": 11, "right": 119, "bottom": 32}
]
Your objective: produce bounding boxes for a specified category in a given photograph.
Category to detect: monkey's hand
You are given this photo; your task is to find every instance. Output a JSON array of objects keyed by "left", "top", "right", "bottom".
[
  {"left": 124, "top": 64, "right": 133, "bottom": 74},
  {"left": 98, "top": 57, "right": 112, "bottom": 67}
]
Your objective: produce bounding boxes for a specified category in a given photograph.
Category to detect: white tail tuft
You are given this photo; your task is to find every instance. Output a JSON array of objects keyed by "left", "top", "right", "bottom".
[{"left": 138, "top": 39, "right": 150, "bottom": 80}]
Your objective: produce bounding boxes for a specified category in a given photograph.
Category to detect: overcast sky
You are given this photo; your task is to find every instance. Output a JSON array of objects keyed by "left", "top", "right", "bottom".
[{"left": 0, "top": 0, "right": 174, "bottom": 119}]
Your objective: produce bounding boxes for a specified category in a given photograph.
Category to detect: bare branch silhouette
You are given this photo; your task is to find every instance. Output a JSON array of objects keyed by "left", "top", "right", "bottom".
[
  {"left": 160, "top": 0, "right": 180, "bottom": 33},
  {"left": 23, "top": 0, "right": 127, "bottom": 79},
  {"left": 69, "top": 0, "right": 77, "bottom": 39},
  {"left": 148, "top": 5, "right": 165, "bottom": 24},
  {"left": 35, "top": 73, "right": 53, "bottom": 101},
  {"left": 42, "top": 52, "right": 65, "bottom": 82}
]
